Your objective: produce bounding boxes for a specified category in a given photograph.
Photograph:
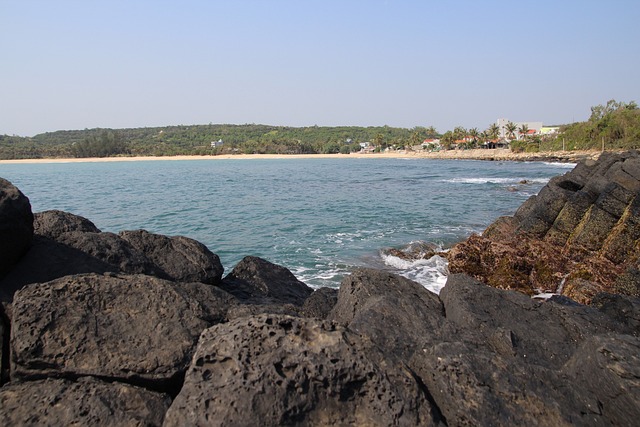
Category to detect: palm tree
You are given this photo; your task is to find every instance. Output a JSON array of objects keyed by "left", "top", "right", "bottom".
[
  {"left": 468, "top": 127, "right": 479, "bottom": 148},
  {"left": 426, "top": 126, "right": 437, "bottom": 138},
  {"left": 505, "top": 122, "right": 518, "bottom": 141},
  {"left": 488, "top": 123, "right": 500, "bottom": 140},
  {"left": 518, "top": 124, "right": 530, "bottom": 140}
]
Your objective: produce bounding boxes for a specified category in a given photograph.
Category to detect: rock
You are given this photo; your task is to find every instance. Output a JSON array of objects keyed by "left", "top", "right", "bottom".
[
  {"left": 407, "top": 274, "right": 638, "bottom": 426},
  {"left": 0, "top": 236, "right": 117, "bottom": 303},
  {"left": 56, "top": 231, "right": 168, "bottom": 278},
  {"left": 301, "top": 286, "right": 338, "bottom": 319},
  {"left": 0, "top": 178, "right": 33, "bottom": 277},
  {"left": 10, "top": 273, "right": 234, "bottom": 393},
  {"left": 164, "top": 314, "right": 438, "bottom": 426},
  {"left": 563, "top": 334, "right": 640, "bottom": 426},
  {"left": 439, "top": 274, "right": 629, "bottom": 365},
  {"left": 219, "top": 256, "right": 313, "bottom": 306},
  {"left": 0, "top": 304, "right": 6, "bottom": 385},
  {"left": 591, "top": 292, "right": 640, "bottom": 332},
  {"left": 328, "top": 268, "right": 444, "bottom": 360},
  {"left": 411, "top": 340, "right": 603, "bottom": 426},
  {"left": 119, "top": 229, "right": 223, "bottom": 284},
  {"left": 0, "top": 377, "right": 170, "bottom": 426},
  {"left": 34, "top": 209, "right": 100, "bottom": 239},
  {"left": 448, "top": 151, "right": 640, "bottom": 303}
]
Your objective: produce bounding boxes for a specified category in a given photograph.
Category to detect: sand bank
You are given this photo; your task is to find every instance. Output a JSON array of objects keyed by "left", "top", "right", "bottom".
[{"left": 0, "top": 149, "right": 603, "bottom": 164}]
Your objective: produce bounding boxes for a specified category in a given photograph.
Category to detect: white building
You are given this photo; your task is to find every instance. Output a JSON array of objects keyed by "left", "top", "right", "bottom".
[{"left": 496, "top": 118, "right": 543, "bottom": 139}]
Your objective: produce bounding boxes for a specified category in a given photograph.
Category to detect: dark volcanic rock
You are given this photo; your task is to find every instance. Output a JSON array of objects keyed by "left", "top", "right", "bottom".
[
  {"left": 563, "top": 334, "right": 640, "bottom": 426},
  {"left": 328, "top": 268, "right": 444, "bottom": 360},
  {"left": 409, "top": 274, "right": 638, "bottom": 426},
  {"left": 219, "top": 256, "right": 313, "bottom": 306},
  {"left": 448, "top": 151, "right": 640, "bottom": 303},
  {"left": 0, "top": 377, "right": 170, "bottom": 426},
  {"left": 0, "top": 178, "right": 33, "bottom": 276},
  {"left": 57, "top": 231, "right": 167, "bottom": 278},
  {"left": 164, "top": 314, "right": 438, "bottom": 426},
  {"left": 0, "top": 236, "right": 117, "bottom": 303},
  {"left": 34, "top": 209, "right": 101, "bottom": 239},
  {"left": 119, "top": 229, "right": 223, "bottom": 284},
  {"left": 301, "top": 286, "right": 339, "bottom": 319},
  {"left": 439, "top": 274, "right": 629, "bottom": 365},
  {"left": 10, "top": 273, "right": 234, "bottom": 392}
]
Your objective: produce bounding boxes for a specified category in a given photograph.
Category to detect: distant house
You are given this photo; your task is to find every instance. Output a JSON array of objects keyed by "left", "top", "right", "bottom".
[
  {"left": 541, "top": 126, "right": 560, "bottom": 135},
  {"left": 496, "top": 118, "right": 543, "bottom": 139},
  {"left": 359, "top": 142, "right": 375, "bottom": 153},
  {"left": 211, "top": 139, "right": 224, "bottom": 148}
]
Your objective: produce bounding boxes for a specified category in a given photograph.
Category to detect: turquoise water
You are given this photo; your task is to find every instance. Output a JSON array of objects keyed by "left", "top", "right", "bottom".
[{"left": 0, "top": 158, "right": 574, "bottom": 291}]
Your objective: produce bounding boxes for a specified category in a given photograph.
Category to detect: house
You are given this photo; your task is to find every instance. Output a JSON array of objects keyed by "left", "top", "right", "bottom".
[
  {"left": 496, "top": 118, "right": 543, "bottom": 139},
  {"left": 211, "top": 139, "right": 224, "bottom": 148}
]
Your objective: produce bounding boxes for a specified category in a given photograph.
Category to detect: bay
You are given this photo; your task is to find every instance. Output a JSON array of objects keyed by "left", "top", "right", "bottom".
[{"left": 0, "top": 158, "right": 574, "bottom": 292}]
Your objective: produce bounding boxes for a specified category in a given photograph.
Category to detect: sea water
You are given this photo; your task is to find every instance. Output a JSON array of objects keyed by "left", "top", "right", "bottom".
[{"left": 0, "top": 158, "right": 575, "bottom": 293}]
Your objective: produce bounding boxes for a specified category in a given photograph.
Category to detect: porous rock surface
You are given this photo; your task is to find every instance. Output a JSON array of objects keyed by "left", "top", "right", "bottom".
[
  {"left": 448, "top": 150, "right": 640, "bottom": 303},
  {"left": 0, "top": 377, "right": 171, "bottom": 426},
  {"left": 164, "top": 314, "right": 437, "bottom": 426},
  {"left": 10, "top": 273, "right": 234, "bottom": 391}
]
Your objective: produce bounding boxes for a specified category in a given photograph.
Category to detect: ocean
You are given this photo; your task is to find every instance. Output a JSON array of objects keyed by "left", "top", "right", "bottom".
[{"left": 0, "top": 157, "right": 575, "bottom": 293}]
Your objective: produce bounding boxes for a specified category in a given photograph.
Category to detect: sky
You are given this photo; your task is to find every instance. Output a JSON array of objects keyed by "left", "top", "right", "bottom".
[{"left": 1, "top": 0, "right": 639, "bottom": 137}]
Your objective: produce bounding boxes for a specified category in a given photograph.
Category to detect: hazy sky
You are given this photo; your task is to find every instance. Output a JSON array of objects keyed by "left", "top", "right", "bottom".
[{"left": 2, "top": 0, "right": 639, "bottom": 136}]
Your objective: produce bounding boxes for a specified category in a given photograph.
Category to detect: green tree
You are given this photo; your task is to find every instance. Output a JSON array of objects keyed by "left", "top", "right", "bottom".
[
  {"left": 518, "top": 124, "right": 530, "bottom": 140},
  {"left": 505, "top": 122, "right": 518, "bottom": 140}
]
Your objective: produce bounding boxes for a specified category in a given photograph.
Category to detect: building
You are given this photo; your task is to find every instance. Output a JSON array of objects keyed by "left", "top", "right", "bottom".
[
  {"left": 211, "top": 139, "right": 224, "bottom": 148},
  {"left": 496, "top": 118, "right": 543, "bottom": 139}
]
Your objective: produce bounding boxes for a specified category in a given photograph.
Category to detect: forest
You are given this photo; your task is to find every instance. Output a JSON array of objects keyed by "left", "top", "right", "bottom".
[{"left": 0, "top": 100, "right": 638, "bottom": 159}]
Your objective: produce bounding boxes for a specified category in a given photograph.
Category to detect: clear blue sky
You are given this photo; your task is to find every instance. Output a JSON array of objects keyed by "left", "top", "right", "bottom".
[{"left": 1, "top": 0, "right": 639, "bottom": 136}]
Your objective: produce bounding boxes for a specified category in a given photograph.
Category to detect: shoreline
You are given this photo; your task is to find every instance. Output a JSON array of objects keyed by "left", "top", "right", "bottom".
[{"left": 0, "top": 148, "right": 604, "bottom": 164}]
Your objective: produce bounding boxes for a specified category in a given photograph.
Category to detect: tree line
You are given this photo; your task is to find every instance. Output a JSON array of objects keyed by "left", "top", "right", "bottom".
[
  {"left": 1, "top": 100, "right": 638, "bottom": 159},
  {"left": 0, "top": 124, "right": 440, "bottom": 159}
]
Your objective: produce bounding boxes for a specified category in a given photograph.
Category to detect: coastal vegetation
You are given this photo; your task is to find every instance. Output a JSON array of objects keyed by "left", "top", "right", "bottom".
[{"left": 0, "top": 100, "right": 637, "bottom": 159}]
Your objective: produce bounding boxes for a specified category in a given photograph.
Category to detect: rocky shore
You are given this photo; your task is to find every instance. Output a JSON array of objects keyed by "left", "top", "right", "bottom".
[{"left": 1, "top": 152, "right": 639, "bottom": 426}]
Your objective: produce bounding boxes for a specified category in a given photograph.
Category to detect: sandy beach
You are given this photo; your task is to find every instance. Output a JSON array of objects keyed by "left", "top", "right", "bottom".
[{"left": 0, "top": 149, "right": 603, "bottom": 164}]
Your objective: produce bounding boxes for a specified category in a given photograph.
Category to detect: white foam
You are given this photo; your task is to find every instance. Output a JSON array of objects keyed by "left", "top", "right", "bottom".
[
  {"left": 381, "top": 253, "right": 450, "bottom": 294},
  {"left": 441, "top": 177, "right": 549, "bottom": 185}
]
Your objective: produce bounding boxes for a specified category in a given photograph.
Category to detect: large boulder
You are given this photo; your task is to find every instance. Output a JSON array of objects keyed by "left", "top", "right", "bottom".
[
  {"left": 10, "top": 273, "right": 235, "bottom": 393},
  {"left": 408, "top": 274, "right": 639, "bottom": 426},
  {"left": 448, "top": 151, "right": 640, "bottom": 303},
  {"left": 219, "top": 256, "right": 313, "bottom": 306},
  {"left": 119, "top": 229, "right": 223, "bottom": 284},
  {"left": 0, "top": 377, "right": 170, "bottom": 426},
  {"left": 328, "top": 268, "right": 444, "bottom": 360},
  {"left": 56, "top": 231, "right": 168, "bottom": 278},
  {"left": 164, "top": 314, "right": 439, "bottom": 426},
  {"left": 34, "top": 209, "right": 101, "bottom": 239},
  {"left": 0, "top": 178, "right": 33, "bottom": 276}
]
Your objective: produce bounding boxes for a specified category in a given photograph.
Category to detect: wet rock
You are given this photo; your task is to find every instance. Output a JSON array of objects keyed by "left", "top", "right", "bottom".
[
  {"left": 448, "top": 151, "right": 640, "bottom": 303},
  {"left": 219, "top": 256, "right": 313, "bottom": 306},
  {"left": 10, "top": 273, "right": 234, "bottom": 392},
  {"left": 164, "top": 314, "right": 438, "bottom": 426},
  {"left": 34, "top": 209, "right": 100, "bottom": 239},
  {"left": 119, "top": 229, "right": 223, "bottom": 284},
  {"left": 0, "top": 178, "right": 33, "bottom": 277},
  {"left": 0, "top": 377, "right": 170, "bottom": 426}
]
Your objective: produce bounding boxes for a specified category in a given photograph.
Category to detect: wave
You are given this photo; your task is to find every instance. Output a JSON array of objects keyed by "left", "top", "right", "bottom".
[
  {"left": 440, "top": 177, "right": 550, "bottom": 184},
  {"left": 380, "top": 249, "right": 449, "bottom": 294}
]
